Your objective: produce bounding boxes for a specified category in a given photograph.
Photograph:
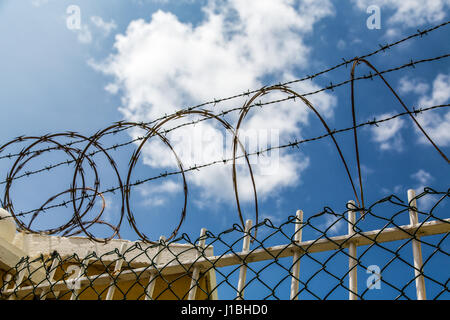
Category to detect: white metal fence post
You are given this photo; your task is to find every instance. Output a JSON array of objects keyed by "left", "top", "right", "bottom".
[
  {"left": 7, "top": 260, "right": 27, "bottom": 300},
  {"left": 188, "top": 228, "right": 207, "bottom": 300},
  {"left": 39, "top": 256, "right": 59, "bottom": 300},
  {"left": 105, "top": 243, "right": 128, "bottom": 300},
  {"left": 145, "top": 236, "right": 166, "bottom": 300},
  {"left": 69, "top": 252, "right": 93, "bottom": 300},
  {"left": 347, "top": 200, "right": 358, "bottom": 300},
  {"left": 407, "top": 189, "right": 427, "bottom": 300},
  {"left": 236, "top": 219, "right": 252, "bottom": 300},
  {"left": 290, "top": 210, "right": 303, "bottom": 300}
]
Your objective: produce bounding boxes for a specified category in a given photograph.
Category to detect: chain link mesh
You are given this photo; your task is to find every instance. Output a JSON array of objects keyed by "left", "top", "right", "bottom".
[{"left": 1, "top": 187, "right": 448, "bottom": 300}]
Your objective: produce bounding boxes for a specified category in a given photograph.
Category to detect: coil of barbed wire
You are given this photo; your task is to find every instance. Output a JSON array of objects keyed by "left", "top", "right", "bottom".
[
  {"left": 0, "top": 132, "right": 122, "bottom": 242},
  {"left": 0, "top": 113, "right": 256, "bottom": 244}
]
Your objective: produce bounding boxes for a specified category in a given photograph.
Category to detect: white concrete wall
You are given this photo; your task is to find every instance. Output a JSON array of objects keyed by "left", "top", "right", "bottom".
[
  {"left": 1, "top": 208, "right": 213, "bottom": 268},
  {"left": 0, "top": 208, "right": 16, "bottom": 243}
]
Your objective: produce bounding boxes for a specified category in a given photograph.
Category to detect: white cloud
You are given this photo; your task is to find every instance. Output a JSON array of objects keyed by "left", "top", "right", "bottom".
[
  {"left": 99, "top": 195, "right": 118, "bottom": 223},
  {"left": 91, "top": 0, "right": 337, "bottom": 205},
  {"left": 91, "top": 16, "right": 117, "bottom": 36},
  {"left": 393, "top": 185, "right": 403, "bottom": 194},
  {"left": 380, "top": 184, "right": 403, "bottom": 195},
  {"left": 71, "top": 16, "right": 117, "bottom": 45},
  {"left": 319, "top": 214, "right": 345, "bottom": 235},
  {"left": 415, "top": 74, "right": 450, "bottom": 146},
  {"left": 31, "top": 0, "right": 49, "bottom": 7},
  {"left": 360, "top": 164, "right": 374, "bottom": 175},
  {"left": 133, "top": 0, "right": 171, "bottom": 4},
  {"left": 138, "top": 180, "right": 181, "bottom": 196},
  {"left": 417, "top": 74, "right": 450, "bottom": 108},
  {"left": 398, "top": 76, "right": 429, "bottom": 96},
  {"left": 105, "top": 83, "right": 120, "bottom": 94},
  {"left": 411, "top": 169, "right": 433, "bottom": 186},
  {"left": 414, "top": 192, "right": 438, "bottom": 211},
  {"left": 384, "top": 28, "right": 401, "bottom": 40},
  {"left": 372, "top": 73, "right": 450, "bottom": 153},
  {"left": 137, "top": 180, "right": 182, "bottom": 207},
  {"left": 337, "top": 39, "right": 346, "bottom": 50},
  {"left": 370, "top": 112, "right": 405, "bottom": 151},
  {"left": 76, "top": 24, "right": 92, "bottom": 44},
  {"left": 411, "top": 169, "right": 436, "bottom": 210},
  {"left": 352, "top": 0, "right": 450, "bottom": 27}
]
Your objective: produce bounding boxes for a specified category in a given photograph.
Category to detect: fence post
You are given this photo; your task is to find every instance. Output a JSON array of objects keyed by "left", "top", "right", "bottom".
[
  {"left": 69, "top": 252, "right": 93, "bottom": 300},
  {"left": 40, "top": 255, "right": 60, "bottom": 300},
  {"left": 407, "top": 189, "right": 427, "bottom": 300},
  {"left": 105, "top": 243, "right": 128, "bottom": 300},
  {"left": 145, "top": 236, "right": 166, "bottom": 300},
  {"left": 236, "top": 219, "right": 252, "bottom": 300},
  {"left": 347, "top": 200, "right": 358, "bottom": 300},
  {"left": 290, "top": 210, "right": 303, "bottom": 300},
  {"left": 188, "top": 228, "right": 207, "bottom": 300},
  {"left": 7, "top": 260, "right": 27, "bottom": 300}
]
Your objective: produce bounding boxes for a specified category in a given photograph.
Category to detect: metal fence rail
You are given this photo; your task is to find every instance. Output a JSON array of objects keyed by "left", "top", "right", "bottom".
[{"left": 1, "top": 187, "right": 448, "bottom": 300}]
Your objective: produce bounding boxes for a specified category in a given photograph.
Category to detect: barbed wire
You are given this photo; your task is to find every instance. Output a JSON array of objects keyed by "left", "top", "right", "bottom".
[
  {"left": 1, "top": 103, "right": 448, "bottom": 233},
  {"left": 0, "top": 24, "right": 449, "bottom": 243},
  {"left": 1, "top": 21, "right": 448, "bottom": 162},
  {"left": 349, "top": 57, "right": 450, "bottom": 219},
  {"left": 1, "top": 52, "right": 449, "bottom": 186}
]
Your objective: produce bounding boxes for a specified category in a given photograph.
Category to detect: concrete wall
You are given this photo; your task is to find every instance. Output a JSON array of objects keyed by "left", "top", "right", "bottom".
[{"left": 0, "top": 209, "right": 217, "bottom": 300}]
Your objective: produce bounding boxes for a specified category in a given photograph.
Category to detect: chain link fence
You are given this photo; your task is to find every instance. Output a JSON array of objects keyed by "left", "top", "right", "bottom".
[{"left": 1, "top": 187, "right": 448, "bottom": 300}]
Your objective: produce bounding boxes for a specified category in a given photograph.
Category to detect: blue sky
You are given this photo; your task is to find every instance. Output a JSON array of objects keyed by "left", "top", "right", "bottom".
[{"left": 0, "top": 0, "right": 449, "bottom": 299}]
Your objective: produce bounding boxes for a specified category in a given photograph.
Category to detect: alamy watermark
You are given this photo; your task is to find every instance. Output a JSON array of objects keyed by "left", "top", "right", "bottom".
[
  {"left": 167, "top": 127, "right": 280, "bottom": 176},
  {"left": 366, "top": 265, "right": 382, "bottom": 290},
  {"left": 366, "top": 5, "right": 381, "bottom": 30},
  {"left": 66, "top": 5, "right": 81, "bottom": 30}
]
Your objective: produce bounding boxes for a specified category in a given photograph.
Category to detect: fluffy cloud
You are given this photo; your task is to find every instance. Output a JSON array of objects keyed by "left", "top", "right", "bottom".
[
  {"left": 31, "top": 0, "right": 49, "bottom": 7},
  {"left": 393, "top": 74, "right": 450, "bottom": 148},
  {"left": 411, "top": 169, "right": 433, "bottom": 186},
  {"left": 137, "top": 180, "right": 182, "bottom": 207},
  {"left": 417, "top": 74, "right": 450, "bottom": 108},
  {"left": 411, "top": 169, "right": 436, "bottom": 209},
  {"left": 370, "top": 112, "right": 405, "bottom": 151},
  {"left": 76, "top": 24, "right": 92, "bottom": 44},
  {"left": 91, "top": 16, "right": 117, "bottom": 36},
  {"left": 415, "top": 74, "right": 450, "bottom": 147},
  {"left": 337, "top": 39, "right": 346, "bottom": 50},
  {"left": 91, "top": 0, "right": 337, "bottom": 205},
  {"left": 398, "top": 76, "right": 429, "bottom": 96},
  {"left": 319, "top": 214, "right": 345, "bottom": 235},
  {"left": 72, "top": 16, "right": 117, "bottom": 45},
  {"left": 352, "top": 0, "right": 450, "bottom": 27}
]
